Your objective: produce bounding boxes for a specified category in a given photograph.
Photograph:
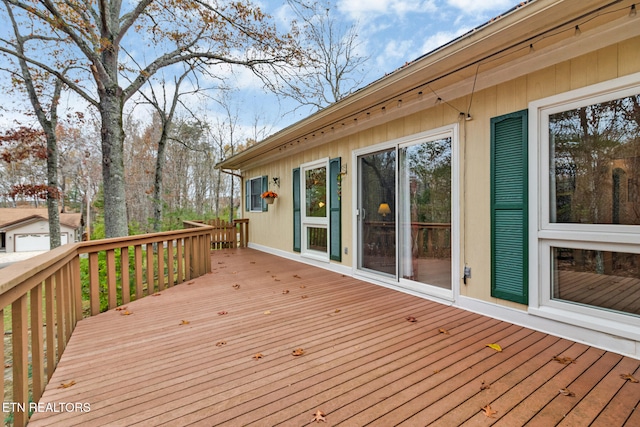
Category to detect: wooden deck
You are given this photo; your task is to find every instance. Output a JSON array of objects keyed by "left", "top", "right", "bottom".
[{"left": 28, "top": 249, "right": 640, "bottom": 426}]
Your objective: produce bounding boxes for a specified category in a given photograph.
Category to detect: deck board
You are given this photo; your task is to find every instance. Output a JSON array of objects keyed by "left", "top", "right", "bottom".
[{"left": 27, "top": 248, "right": 640, "bottom": 426}]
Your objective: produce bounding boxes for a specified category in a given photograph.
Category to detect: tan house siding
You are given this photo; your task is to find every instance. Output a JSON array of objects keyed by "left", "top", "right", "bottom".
[{"left": 243, "top": 37, "right": 640, "bottom": 310}]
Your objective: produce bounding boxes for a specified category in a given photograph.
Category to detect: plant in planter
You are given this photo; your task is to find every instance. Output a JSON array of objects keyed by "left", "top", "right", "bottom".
[{"left": 261, "top": 190, "right": 278, "bottom": 204}]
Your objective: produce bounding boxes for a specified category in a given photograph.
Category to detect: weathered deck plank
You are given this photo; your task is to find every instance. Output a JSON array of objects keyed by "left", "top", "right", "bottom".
[{"left": 28, "top": 249, "right": 640, "bottom": 426}]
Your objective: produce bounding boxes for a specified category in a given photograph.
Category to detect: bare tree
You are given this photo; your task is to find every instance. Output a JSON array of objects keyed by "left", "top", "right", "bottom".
[
  {"left": 277, "top": 0, "right": 370, "bottom": 110},
  {"left": 1, "top": 3, "right": 64, "bottom": 247},
  {"left": 1, "top": 0, "right": 303, "bottom": 237}
]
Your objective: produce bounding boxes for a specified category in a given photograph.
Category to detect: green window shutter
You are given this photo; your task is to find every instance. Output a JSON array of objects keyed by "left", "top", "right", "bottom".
[
  {"left": 490, "top": 109, "right": 528, "bottom": 304},
  {"left": 293, "top": 168, "right": 301, "bottom": 252},
  {"left": 261, "top": 175, "right": 269, "bottom": 212},
  {"left": 329, "top": 157, "right": 342, "bottom": 261},
  {"left": 245, "top": 179, "right": 249, "bottom": 212}
]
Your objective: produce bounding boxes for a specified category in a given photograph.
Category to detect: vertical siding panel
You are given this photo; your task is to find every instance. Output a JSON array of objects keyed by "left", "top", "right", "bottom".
[
  {"left": 618, "top": 36, "right": 640, "bottom": 75},
  {"left": 597, "top": 45, "right": 618, "bottom": 82}
]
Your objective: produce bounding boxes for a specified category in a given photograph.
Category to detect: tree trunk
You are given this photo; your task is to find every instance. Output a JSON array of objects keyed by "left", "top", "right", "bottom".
[
  {"left": 99, "top": 88, "right": 129, "bottom": 237},
  {"left": 152, "top": 125, "right": 168, "bottom": 232},
  {"left": 45, "top": 131, "right": 61, "bottom": 249}
]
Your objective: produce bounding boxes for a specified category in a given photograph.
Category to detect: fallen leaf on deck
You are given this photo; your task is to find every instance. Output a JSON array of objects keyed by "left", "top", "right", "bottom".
[
  {"left": 438, "top": 328, "right": 449, "bottom": 335},
  {"left": 282, "top": 290, "right": 289, "bottom": 294},
  {"left": 559, "top": 388, "right": 575, "bottom": 396},
  {"left": 334, "top": 309, "right": 341, "bottom": 313},
  {"left": 253, "top": 353, "right": 264, "bottom": 359},
  {"left": 620, "top": 373, "right": 639, "bottom": 383},
  {"left": 300, "top": 285, "right": 306, "bottom": 288},
  {"left": 152, "top": 292, "right": 161, "bottom": 296},
  {"left": 313, "top": 410, "right": 326, "bottom": 423},
  {"left": 218, "top": 311, "right": 228, "bottom": 315},
  {"left": 480, "top": 380, "right": 491, "bottom": 390},
  {"left": 274, "top": 278, "right": 281, "bottom": 281},
  {"left": 120, "top": 310, "right": 133, "bottom": 316},
  {"left": 215, "top": 341, "right": 226, "bottom": 347},
  {"left": 486, "top": 343, "right": 502, "bottom": 352},
  {"left": 232, "top": 284, "right": 240, "bottom": 289},
  {"left": 301, "top": 295, "right": 308, "bottom": 299},
  {"left": 115, "top": 306, "right": 128, "bottom": 311},
  {"left": 481, "top": 405, "right": 497, "bottom": 418},
  {"left": 406, "top": 316, "right": 417, "bottom": 323},
  {"left": 553, "top": 355, "right": 576, "bottom": 364},
  {"left": 264, "top": 310, "right": 271, "bottom": 315},
  {"left": 250, "top": 261, "right": 256, "bottom": 264},
  {"left": 293, "top": 274, "right": 301, "bottom": 278},
  {"left": 292, "top": 348, "right": 305, "bottom": 356},
  {"left": 218, "top": 262, "right": 224, "bottom": 264},
  {"left": 58, "top": 380, "right": 76, "bottom": 389},
  {"left": 180, "top": 320, "right": 190, "bottom": 325},
  {"left": 187, "top": 281, "right": 195, "bottom": 285},
  {"left": 232, "top": 271, "right": 237, "bottom": 274}
]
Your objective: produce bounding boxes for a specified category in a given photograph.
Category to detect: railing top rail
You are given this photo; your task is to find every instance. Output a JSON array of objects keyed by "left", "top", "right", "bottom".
[
  {"left": 76, "top": 225, "right": 213, "bottom": 254},
  {"left": 0, "top": 243, "right": 78, "bottom": 297},
  {"left": 0, "top": 224, "right": 213, "bottom": 300}
]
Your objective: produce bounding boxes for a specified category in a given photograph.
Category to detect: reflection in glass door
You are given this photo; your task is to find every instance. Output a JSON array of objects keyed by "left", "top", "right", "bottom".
[
  {"left": 358, "top": 149, "right": 396, "bottom": 276},
  {"left": 356, "top": 133, "right": 453, "bottom": 291},
  {"left": 399, "top": 138, "right": 452, "bottom": 289}
]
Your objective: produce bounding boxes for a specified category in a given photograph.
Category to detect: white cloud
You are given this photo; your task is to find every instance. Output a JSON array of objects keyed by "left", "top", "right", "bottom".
[
  {"left": 337, "top": 0, "right": 437, "bottom": 21},
  {"left": 446, "top": 0, "right": 515, "bottom": 14},
  {"left": 419, "top": 28, "right": 470, "bottom": 55},
  {"left": 375, "top": 39, "right": 415, "bottom": 70}
]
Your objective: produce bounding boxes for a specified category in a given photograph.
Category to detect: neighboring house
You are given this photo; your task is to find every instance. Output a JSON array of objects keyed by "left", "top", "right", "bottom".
[
  {"left": 0, "top": 208, "right": 82, "bottom": 252},
  {"left": 218, "top": 0, "right": 640, "bottom": 357}
]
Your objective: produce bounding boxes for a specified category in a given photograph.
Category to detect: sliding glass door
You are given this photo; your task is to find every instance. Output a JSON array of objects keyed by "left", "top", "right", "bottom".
[
  {"left": 357, "top": 148, "right": 396, "bottom": 276},
  {"left": 356, "top": 130, "right": 453, "bottom": 291}
]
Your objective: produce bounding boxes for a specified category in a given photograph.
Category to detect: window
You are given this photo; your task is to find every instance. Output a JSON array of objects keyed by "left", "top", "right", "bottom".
[
  {"left": 530, "top": 73, "right": 640, "bottom": 336},
  {"left": 293, "top": 158, "right": 342, "bottom": 261},
  {"left": 246, "top": 176, "right": 268, "bottom": 212},
  {"left": 301, "top": 160, "right": 329, "bottom": 260}
]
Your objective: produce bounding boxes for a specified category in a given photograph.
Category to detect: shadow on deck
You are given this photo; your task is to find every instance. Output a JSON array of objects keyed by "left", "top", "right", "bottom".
[{"left": 28, "top": 249, "right": 640, "bottom": 426}]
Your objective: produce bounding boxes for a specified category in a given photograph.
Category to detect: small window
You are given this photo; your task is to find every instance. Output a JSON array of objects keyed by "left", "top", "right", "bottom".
[{"left": 248, "top": 176, "right": 266, "bottom": 212}]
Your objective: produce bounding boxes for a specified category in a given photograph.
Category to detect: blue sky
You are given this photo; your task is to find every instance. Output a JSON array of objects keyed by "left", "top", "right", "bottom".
[
  {"left": 0, "top": 0, "right": 523, "bottom": 139},
  {"left": 223, "top": 0, "right": 523, "bottom": 135}
]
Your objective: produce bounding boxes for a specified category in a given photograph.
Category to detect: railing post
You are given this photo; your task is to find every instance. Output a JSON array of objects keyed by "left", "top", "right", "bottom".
[
  {"left": 30, "top": 284, "right": 45, "bottom": 402},
  {"left": 12, "top": 294, "right": 29, "bottom": 427},
  {"left": 135, "top": 245, "right": 144, "bottom": 299},
  {"left": 89, "top": 252, "right": 100, "bottom": 315},
  {"left": 121, "top": 247, "right": 130, "bottom": 304},
  {"left": 158, "top": 242, "right": 165, "bottom": 291},
  {"left": 146, "top": 243, "right": 154, "bottom": 295},
  {"left": 167, "top": 240, "right": 175, "bottom": 287},
  {"left": 107, "top": 249, "right": 117, "bottom": 309}
]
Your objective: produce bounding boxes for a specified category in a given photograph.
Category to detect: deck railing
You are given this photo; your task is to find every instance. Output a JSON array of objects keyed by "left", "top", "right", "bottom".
[
  {"left": 186, "top": 218, "right": 249, "bottom": 249},
  {"left": 0, "top": 221, "right": 213, "bottom": 426}
]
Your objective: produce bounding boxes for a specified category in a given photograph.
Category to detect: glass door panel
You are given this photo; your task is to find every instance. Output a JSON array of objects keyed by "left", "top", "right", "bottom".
[
  {"left": 358, "top": 149, "right": 396, "bottom": 276},
  {"left": 399, "top": 138, "right": 452, "bottom": 289}
]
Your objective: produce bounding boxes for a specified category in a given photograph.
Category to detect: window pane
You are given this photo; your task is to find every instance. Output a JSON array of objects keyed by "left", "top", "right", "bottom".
[
  {"left": 359, "top": 149, "right": 396, "bottom": 275},
  {"left": 307, "top": 227, "right": 327, "bottom": 252},
  {"left": 305, "top": 167, "right": 327, "bottom": 217},
  {"left": 552, "top": 247, "right": 640, "bottom": 316},
  {"left": 399, "top": 138, "right": 452, "bottom": 289},
  {"left": 250, "top": 178, "right": 262, "bottom": 210},
  {"left": 549, "top": 94, "right": 640, "bottom": 225}
]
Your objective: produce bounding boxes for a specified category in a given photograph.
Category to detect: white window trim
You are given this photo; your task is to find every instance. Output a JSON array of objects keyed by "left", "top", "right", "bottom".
[
  {"left": 300, "top": 158, "right": 330, "bottom": 262},
  {"left": 528, "top": 72, "right": 640, "bottom": 340}
]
